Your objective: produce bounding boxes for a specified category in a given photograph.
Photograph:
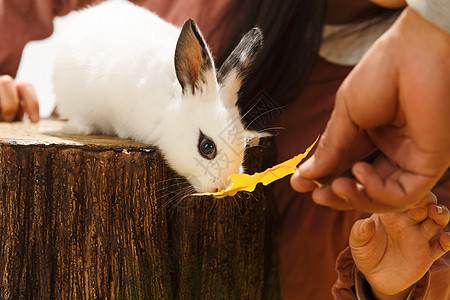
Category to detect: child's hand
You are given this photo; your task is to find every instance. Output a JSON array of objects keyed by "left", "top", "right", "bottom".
[
  {"left": 350, "top": 192, "right": 450, "bottom": 299},
  {"left": 0, "top": 75, "right": 39, "bottom": 122}
]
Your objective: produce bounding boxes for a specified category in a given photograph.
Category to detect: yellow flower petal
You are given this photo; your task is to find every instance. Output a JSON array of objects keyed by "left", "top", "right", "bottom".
[{"left": 193, "top": 135, "right": 319, "bottom": 197}]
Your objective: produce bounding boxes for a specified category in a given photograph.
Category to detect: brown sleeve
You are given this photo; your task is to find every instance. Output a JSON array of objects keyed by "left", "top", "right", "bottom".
[
  {"left": 0, "top": 0, "right": 102, "bottom": 77},
  {"left": 331, "top": 246, "right": 357, "bottom": 299}
]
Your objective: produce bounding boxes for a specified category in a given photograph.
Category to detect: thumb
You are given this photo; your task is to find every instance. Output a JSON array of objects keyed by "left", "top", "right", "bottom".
[
  {"left": 299, "top": 36, "right": 399, "bottom": 181},
  {"left": 350, "top": 218, "right": 376, "bottom": 248}
]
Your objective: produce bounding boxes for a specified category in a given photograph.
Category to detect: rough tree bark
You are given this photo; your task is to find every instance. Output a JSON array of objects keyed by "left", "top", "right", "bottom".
[{"left": 0, "top": 120, "right": 280, "bottom": 299}]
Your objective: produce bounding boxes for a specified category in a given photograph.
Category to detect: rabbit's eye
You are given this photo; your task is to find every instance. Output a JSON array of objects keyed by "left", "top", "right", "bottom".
[{"left": 198, "top": 131, "right": 217, "bottom": 160}]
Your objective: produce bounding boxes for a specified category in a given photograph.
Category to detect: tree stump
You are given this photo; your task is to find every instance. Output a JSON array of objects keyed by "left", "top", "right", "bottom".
[{"left": 0, "top": 120, "right": 280, "bottom": 299}]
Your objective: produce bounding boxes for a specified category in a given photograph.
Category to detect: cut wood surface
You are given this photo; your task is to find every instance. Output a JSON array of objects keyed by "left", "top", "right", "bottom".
[{"left": 0, "top": 120, "right": 280, "bottom": 299}]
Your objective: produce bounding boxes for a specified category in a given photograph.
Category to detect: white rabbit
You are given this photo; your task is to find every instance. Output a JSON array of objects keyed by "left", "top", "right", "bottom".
[{"left": 53, "top": 0, "right": 264, "bottom": 194}]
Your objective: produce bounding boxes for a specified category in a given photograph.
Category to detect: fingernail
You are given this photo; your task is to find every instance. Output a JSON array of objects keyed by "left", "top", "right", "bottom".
[{"left": 436, "top": 205, "right": 444, "bottom": 214}]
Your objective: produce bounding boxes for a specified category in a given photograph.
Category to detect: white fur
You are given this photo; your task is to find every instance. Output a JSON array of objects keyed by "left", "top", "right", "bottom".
[{"left": 53, "top": 0, "right": 249, "bottom": 193}]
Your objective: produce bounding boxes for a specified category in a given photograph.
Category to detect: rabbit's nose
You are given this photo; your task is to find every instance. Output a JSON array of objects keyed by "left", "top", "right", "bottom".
[{"left": 217, "top": 181, "right": 229, "bottom": 191}]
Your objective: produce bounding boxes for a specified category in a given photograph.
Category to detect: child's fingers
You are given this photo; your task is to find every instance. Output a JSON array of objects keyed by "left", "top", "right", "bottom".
[
  {"left": 16, "top": 104, "right": 25, "bottom": 121},
  {"left": 17, "top": 82, "right": 40, "bottom": 122},
  {"left": 0, "top": 75, "right": 20, "bottom": 121},
  {"left": 430, "top": 232, "right": 450, "bottom": 261},
  {"left": 420, "top": 204, "right": 450, "bottom": 241},
  {"left": 349, "top": 218, "right": 376, "bottom": 248},
  {"left": 406, "top": 205, "right": 428, "bottom": 223},
  {"left": 407, "top": 192, "right": 437, "bottom": 223},
  {"left": 420, "top": 204, "right": 449, "bottom": 241},
  {"left": 428, "top": 204, "right": 450, "bottom": 226}
]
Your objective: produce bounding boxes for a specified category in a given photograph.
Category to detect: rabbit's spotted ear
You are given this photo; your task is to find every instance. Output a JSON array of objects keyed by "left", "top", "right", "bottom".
[
  {"left": 218, "top": 28, "right": 263, "bottom": 108},
  {"left": 175, "top": 19, "right": 216, "bottom": 96}
]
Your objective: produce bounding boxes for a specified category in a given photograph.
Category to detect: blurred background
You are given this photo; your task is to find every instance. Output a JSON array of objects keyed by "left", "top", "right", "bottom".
[{"left": 16, "top": 17, "right": 72, "bottom": 118}]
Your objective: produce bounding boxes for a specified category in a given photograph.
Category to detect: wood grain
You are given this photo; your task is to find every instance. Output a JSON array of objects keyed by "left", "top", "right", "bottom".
[{"left": 0, "top": 120, "right": 280, "bottom": 299}]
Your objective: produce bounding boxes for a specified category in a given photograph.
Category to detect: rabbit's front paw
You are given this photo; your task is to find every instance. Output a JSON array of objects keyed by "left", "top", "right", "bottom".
[{"left": 62, "top": 119, "right": 97, "bottom": 136}]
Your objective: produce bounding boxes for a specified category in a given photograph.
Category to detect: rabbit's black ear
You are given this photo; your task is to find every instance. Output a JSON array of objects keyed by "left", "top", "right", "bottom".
[
  {"left": 217, "top": 27, "right": 263, "bottom": 108},
  {"left": 175, "top": 19, "right": 216, "bottom": 96}
]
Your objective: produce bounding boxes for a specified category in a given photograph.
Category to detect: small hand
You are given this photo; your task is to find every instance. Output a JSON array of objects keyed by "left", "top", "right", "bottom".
[
  {"left": 350, "top": 193, "right": 450, "bottom": 298},
  {"left": 0, "top": 75, "right": 40, "bottom": 122}
]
